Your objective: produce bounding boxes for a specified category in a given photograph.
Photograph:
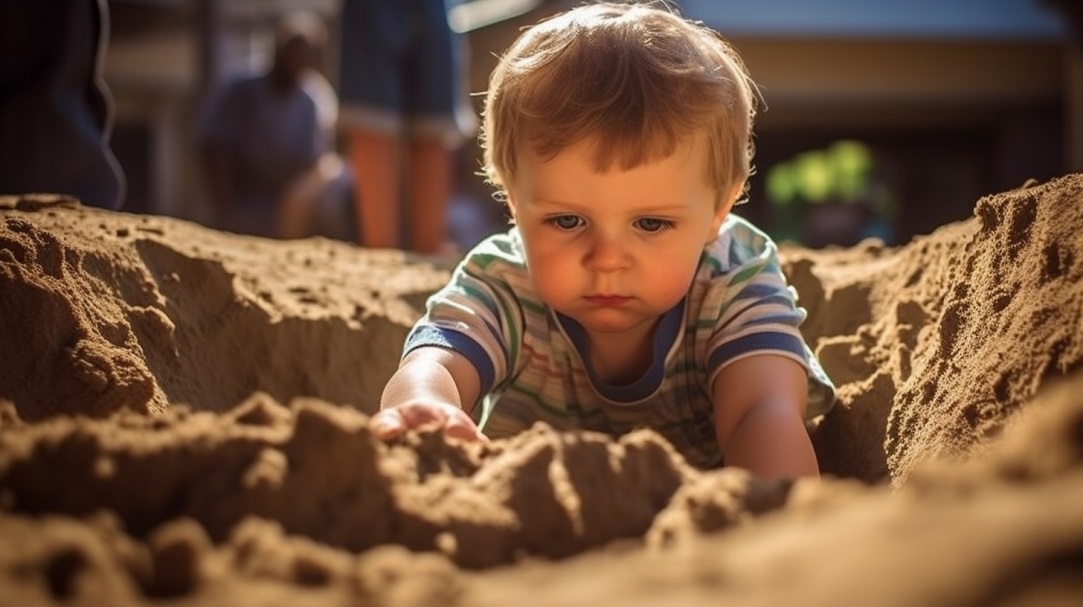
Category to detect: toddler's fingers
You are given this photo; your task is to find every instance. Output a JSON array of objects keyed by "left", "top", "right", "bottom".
[
  {"left": 372, "top": 403, "right": 484, "bottom": 442},
  {"left": 396, "top": 402, "right": 448, "bottom": 430},
  {"left": 444, "top": 412, "right": 486, "bottom": 442},
  {"left": 369, "top": 409, "right": 406, "bottom": 441}
]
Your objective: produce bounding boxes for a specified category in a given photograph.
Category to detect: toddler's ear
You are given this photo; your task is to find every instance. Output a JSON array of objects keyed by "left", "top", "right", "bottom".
[{"left": 707, "top": 182, "right": 745, "bottom": 242}]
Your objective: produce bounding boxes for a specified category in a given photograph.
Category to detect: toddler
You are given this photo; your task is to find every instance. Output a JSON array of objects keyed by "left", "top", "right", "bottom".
[{"left": 370, "top": 2, "right": 835, "bottom": 478}]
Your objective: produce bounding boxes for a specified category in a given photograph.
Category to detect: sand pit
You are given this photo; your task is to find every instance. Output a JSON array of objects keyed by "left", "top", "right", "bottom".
[{"left": 1, "top": 175, "right": 1082, "bottom": 606}]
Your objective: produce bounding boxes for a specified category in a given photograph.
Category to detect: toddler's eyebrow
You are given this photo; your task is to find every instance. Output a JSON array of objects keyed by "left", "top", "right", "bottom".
[
  {"left": 530, "top": 197, "right": 592, "bottom": 213},
  {"left": 632, "top": 202, "right": 694, "bottom": 214},
  {"left": 532, "top": 198, "right": 692, "bottom": 214}
]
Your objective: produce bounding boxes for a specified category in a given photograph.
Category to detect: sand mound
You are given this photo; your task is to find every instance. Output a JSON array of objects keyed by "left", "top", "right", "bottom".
[
  {"left": 0, "top": 196, "right": 444, "bottom": 420},
  {"left": 791, "top": 174, "right": 1083, "bottom": 484},
  {"left": 2, "top": 175, "right": 1082, "bottom": 606}
]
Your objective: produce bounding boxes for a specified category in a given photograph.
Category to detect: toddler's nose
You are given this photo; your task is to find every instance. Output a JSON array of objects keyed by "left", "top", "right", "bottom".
[{"left": 585, "top": 234, "right": 630, "bottom": 272}]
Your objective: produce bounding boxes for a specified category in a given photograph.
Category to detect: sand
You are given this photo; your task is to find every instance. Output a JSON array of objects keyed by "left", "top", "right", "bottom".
[{"left": 1, "top": 175, "right": 1082, "bottom": 606}]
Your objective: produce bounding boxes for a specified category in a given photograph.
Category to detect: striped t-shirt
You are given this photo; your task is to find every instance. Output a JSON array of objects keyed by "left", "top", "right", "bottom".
[{"left": 404, "top": 214, "right": 835, "bottom": 468}]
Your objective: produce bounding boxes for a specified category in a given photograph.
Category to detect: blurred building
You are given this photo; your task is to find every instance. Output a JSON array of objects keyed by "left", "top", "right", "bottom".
[
  {"left": 104, "top": 0, "right": 1078, "bottom": 246},
  {"left": 678, "top": 0, "right": 1070, "bottom": 245}
]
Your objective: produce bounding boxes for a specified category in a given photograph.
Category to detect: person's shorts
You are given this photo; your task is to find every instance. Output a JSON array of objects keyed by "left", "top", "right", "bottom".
[{"left": 337, "top": 0, "right": 476, "bottom": 146}]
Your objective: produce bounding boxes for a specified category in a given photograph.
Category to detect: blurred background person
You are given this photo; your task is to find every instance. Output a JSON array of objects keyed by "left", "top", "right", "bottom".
[
  {"left": 0, "top": 0, "right": 126, "bottom": 209},
  {"left": 197, "top": 10, "right": 352, "bottom": 239},
  {"left": 338, "top": 0, "right": 477, "bottom": 254}
]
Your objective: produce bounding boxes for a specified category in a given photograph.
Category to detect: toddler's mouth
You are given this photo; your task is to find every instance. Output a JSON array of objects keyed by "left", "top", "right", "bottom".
[{"left": 584, "top": 295, "right": 632, "bottom": 306}]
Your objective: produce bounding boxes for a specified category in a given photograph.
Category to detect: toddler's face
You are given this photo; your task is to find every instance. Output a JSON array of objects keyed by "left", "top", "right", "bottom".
[{"left": 507, "top": 134, "right": 732, "bottom": 339}]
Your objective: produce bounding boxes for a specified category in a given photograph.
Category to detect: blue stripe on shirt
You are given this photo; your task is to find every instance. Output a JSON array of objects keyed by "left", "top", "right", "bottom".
[
  {"left": 707, "top": 331, "right": 806, "bottom": 373},
  {"left": 405, "top": 325, "right": 497, "bottom": 393}
]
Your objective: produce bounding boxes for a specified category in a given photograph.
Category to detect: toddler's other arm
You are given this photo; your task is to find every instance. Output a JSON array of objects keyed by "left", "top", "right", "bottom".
[
  {"left": 369, "top": 347, "right": 485, "bottom": 442},
  {"left": 711, "top": 354, "right": 819, "bottom": 479}
]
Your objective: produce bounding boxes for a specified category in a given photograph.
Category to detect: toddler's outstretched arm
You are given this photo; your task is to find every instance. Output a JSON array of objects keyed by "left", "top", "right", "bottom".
[{"left": 370, "top": 347, "right": 485, "bottom": 442}]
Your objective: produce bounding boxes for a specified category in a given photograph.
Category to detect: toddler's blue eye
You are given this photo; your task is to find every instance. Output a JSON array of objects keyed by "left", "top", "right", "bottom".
[
  {"left": 636, "top": 217, "right": 673, "bottom": 232},
  {"left": 548, "top": 215, "right": 583, "bottom": 230}
]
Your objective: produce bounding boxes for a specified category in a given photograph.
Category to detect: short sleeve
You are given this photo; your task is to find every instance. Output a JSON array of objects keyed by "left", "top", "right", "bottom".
[
  {"left": 403, "top": 235, "right": 527, "bottom": 403},
  {"left": 703, "top": 218, "right": 836, "bottom": 419}
]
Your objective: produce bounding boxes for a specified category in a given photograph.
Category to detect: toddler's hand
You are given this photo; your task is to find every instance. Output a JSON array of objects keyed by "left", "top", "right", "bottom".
[{"left": 369, "top": 401, "right": 485, "bottom": 442}]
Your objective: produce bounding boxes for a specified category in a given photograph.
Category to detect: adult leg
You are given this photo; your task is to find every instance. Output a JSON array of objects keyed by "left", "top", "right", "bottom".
[
  {"left": 403, "top": 0, "right": 475, "bottom": 254},
  {"left": 407, "top": 137, "right": 451, "bottom": 254},
  {"left": 349, "top": 130, "right": 401, "bottom": 249},
  {"left": 338, "top": 0, "right": 407, "bottom": 248}
]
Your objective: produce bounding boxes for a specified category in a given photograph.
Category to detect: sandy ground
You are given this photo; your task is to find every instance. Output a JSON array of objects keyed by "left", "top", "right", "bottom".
[{"left": 1, "top": 174, "right": 1082, "bottom": 606}]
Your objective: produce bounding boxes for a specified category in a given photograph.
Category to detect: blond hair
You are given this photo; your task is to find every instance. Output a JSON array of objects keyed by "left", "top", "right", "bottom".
[{"left": 481, "top": 1, "right": 759, "bottom": 206}]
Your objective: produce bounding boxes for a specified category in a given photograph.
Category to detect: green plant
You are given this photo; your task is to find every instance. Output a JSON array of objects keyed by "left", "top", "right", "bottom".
[{"left": 765, "top": 140, "right": 894, "bottom": 243}]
